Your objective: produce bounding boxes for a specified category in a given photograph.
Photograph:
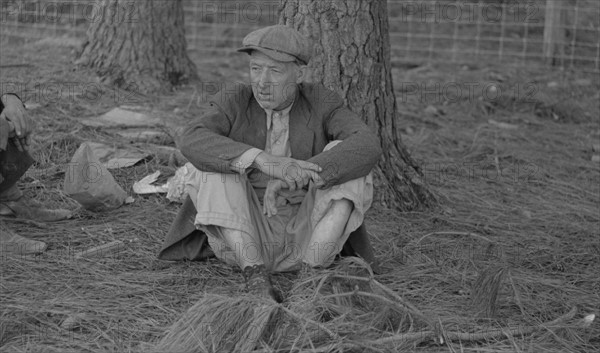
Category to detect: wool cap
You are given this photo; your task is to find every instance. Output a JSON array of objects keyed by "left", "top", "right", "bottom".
[{"left": 237, "top": 25, "right": 312, "bottom": 65}]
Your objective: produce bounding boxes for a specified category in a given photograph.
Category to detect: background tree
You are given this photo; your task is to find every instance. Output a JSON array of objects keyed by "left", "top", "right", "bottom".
[
  {"left": 280, "top": 0, "right": 436, "bottom": 210},
  {"left": 76, "top": 0, "right": 197, "bottom": 93}
]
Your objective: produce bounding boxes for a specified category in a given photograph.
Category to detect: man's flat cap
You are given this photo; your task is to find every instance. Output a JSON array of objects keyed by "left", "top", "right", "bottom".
[{"left": 237, "top": 25, "right": 311, "bottom": 65}]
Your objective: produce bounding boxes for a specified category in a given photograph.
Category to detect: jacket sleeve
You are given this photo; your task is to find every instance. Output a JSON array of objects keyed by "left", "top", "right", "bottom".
[
  {"left": 306, "top": 92, "right": 382, "bottom": 188},
  {"left": 0, "top": 93, "right": 22, "bottom": 152},
  {"left": 0, "top": 100, "right": 7, "bottom": 151},
  {"left": 178, "top": 89, "right": 258, "bottom": 174}
]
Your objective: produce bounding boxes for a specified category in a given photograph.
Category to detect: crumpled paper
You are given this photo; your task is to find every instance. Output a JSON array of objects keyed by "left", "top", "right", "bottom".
[
  {"left": 132, "top": 163, "right": 195, "bottom": 203},
  {"left": 132, "top": 171, "right": 168, "bottom": 194},
  {"left": 64, "top": 142, "right": 128, "bottom": 211}
]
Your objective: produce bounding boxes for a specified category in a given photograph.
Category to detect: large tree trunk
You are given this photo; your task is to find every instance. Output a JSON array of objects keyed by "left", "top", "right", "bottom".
[
  {"left": 77, "top": 0, "right": 197, "bottom": 93},
  {"left": 280, "top": 0, "right": 436, "bottom": 210}
]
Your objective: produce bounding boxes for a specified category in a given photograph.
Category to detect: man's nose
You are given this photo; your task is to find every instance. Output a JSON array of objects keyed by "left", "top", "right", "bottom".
[{"left": 258, "top": 70, "right": 271, "bottom": 89}]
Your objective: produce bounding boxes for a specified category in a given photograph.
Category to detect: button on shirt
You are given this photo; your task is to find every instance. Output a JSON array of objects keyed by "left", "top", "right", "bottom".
[{"left": 230, "top": 102, "right": 294, "bottom": 173}]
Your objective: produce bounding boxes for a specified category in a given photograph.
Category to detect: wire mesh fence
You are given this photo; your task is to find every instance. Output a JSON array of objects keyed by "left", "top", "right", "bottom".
[
  {"left": 388, "top": 0, "right": 599, "bottom": 72},
  {"left": 1, "top": 0, "right": 599, "bottom": 72}
]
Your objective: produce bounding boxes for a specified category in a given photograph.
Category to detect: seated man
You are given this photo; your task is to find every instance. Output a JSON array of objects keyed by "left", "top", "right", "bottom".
[
  {"left": 1, "top": 93, "right": 71, "bottom": 255},
  {"left": 158, "top": 25, "right": 382, "bottom": 301}
]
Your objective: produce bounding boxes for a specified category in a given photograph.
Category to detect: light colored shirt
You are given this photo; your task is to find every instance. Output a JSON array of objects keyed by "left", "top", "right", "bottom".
[{"left": 230, "top": 102, "right": 293, "bottom": 173}]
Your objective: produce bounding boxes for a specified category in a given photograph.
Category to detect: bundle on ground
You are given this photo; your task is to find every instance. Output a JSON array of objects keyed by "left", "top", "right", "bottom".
[{"left": 151, "top": 294, "right": 279, "bottom": 353}]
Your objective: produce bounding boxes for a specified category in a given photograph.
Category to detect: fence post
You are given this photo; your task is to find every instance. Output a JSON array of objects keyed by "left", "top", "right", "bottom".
[{"left": 543, "top": 0, "right": 566, "bottom": 66}]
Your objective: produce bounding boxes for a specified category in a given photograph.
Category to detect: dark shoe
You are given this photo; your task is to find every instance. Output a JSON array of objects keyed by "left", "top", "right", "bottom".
[
  {"left": 0, "top": 222, "right": 47, "bottom": 255},
  {"left": 0, "top": 197, "right": 72, "bottom": 222},
  {"left": 242, "top": 264, "right": 282, "bottom": 303}
]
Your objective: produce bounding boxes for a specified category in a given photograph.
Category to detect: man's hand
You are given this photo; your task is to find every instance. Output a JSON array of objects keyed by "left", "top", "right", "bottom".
[
  {"left": 262, "top": 179, "right": 287, "bottom": 217},
  {"left": 0, "top": 94, "right": 32, "bottom": 151},
  {"left": 253, "top": 152, "right": 322, "bottom": 191}
]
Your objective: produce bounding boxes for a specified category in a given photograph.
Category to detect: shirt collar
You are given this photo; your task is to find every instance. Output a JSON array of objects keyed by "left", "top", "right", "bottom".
[{"left": 265, "top": 100, "right": 294, "bottom": 129}]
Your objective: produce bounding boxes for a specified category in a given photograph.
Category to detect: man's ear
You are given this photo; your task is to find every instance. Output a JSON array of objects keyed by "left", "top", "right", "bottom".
[{"left": 295, "top": 65, "right": 307, "bottom": 84}]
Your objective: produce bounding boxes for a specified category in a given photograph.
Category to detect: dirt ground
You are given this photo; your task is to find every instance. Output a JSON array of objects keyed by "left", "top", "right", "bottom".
[{"left": 0, "top": 35, "right": 599, "bottom": 352}]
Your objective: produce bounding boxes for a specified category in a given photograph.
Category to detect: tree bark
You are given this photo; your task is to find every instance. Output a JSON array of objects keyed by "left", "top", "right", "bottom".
[
  {"left": 280, "top": 0, "right": 436, "bottom": 210},
  {"left": 77, "top": 0, "right": 197, "bottom": 93}
]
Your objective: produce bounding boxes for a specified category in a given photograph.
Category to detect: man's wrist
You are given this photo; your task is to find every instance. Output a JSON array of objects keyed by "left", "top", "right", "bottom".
[
  {"left": 253, "top": 152, "right": 268, "bottom": 170},
  {"left": 230, "top": 148, "right": 262, "bottom": 174}
]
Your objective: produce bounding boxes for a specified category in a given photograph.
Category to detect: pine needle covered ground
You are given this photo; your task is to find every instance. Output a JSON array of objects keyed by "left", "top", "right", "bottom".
[{"left": 0, "top": 36, "right": 598, "bottom": 353}]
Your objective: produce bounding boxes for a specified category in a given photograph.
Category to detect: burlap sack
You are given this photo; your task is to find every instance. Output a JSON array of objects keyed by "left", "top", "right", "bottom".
[{"left": 64, "top": 142, "right": 127, "bottom": 211}]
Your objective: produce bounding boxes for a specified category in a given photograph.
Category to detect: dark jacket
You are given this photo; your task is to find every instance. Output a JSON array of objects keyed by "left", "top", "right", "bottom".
[{"left": 0, "top": 95, "right": 34, "bottom": 192}]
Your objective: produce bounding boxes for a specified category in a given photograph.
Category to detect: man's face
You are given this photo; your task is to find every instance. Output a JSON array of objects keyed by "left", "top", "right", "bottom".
[{"left": 249, "top": 51, "right": 303, "bottom": 111}]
